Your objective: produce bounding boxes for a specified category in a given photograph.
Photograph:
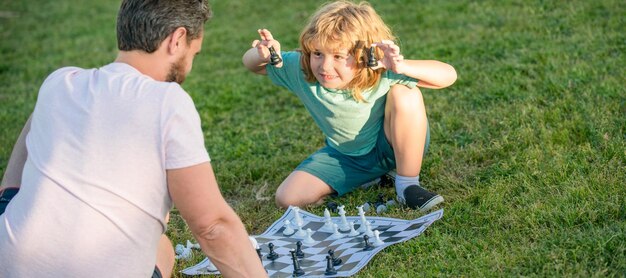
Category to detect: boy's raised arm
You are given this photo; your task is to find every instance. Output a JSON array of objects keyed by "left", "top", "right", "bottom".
[
  {"left": 373, "top": 41, "right": 457, "bottom": 89},
  {"left": 242, "top": 29, "right": 283, "bottom": 75},
  {"left": 396, "top": 59, "right": 457, "bottom": 89},
  {"left": 242, "top": 47, "right": 269, "bottom": 75}
]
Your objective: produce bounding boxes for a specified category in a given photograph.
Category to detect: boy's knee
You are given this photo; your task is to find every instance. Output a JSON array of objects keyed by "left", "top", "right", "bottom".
[
  {"left": 388, "top": 85, "right": 424, "bottom": 113},
  {"left": 274, "top": 190, "right": 291, "bottom": 209}
]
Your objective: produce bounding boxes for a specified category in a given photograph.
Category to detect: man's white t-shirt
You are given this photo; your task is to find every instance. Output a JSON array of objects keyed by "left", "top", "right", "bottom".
[{"left": 0, "top": 63, "right": 210, "bottom": 277}]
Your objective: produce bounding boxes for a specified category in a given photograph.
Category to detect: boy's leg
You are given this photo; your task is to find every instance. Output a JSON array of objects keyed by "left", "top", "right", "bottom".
[
  {"left": 384, "top": 85, "right": 443, "bottom": 212},
  {"left": 275, "top": 170, "right": 334, "bottom": 209}
]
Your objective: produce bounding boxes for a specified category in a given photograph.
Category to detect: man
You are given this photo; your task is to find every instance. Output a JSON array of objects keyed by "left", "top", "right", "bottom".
[{"left": 0, "top": 0, "right": 266, "bottom": 277}]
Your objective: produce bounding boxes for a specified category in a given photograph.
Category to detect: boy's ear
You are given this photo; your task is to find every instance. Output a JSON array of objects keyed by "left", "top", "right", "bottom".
[{"left": 166, "top": 27, "right": 188, "bottom": 55}]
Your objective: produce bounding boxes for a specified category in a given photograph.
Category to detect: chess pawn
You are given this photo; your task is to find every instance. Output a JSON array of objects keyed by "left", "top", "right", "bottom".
[
  {"left": 329, "top": 223, "right": 344, "bottom": 240},
  {"left": 324, "top": 255, "right": 337, "bottom": 275},
  {"left": 373, "top": 230, "right": 384, "bottom": 246},
  {"left": 363, "top": 235, "right": 374, "bottom": 251},
  {"left": 266, "top": 243, "right": 279, "bottom": 260},
  {"left": 320, "top": 217, "right": 335, "bottom": 233},
  {"left": 282, "top": 219, "right": 295, "bottom": 236},
  {"left": 295, "top": 222, "right": 307, "bottom": 237},
  {"left": 348, "top": 221, "right": 359, "bottom": 237},
  {"left": 295, "top": 241, "right": 305, "bottom": 258},
  {"left": 303, "top": 228, "right": 316, "bottom": 245}
]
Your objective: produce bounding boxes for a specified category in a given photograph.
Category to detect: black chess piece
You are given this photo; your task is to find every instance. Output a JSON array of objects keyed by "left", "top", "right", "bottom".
[
  {"left": 268, "top": 46, "right": 282, "bottom": 65},
  {"left": 295, "top": 241, "right": 305, "bottom": 258},
  {"left": 290, "top": 249, "right": 305, "bottom": 276},
  {"left": 374, "top": 193, "right": 388, "bottom": 214},
  {"left": 266, "top": 243, "right": 279, "bottom": 260},
  {"left": 326, "top": 201, "right": 338, "bottom": 213},
  {"left": 327, "top": 249, "right": 342, "bottom": 266},
  {"left": 379, "top": 174, "right": 394, "bottom": 187},
  {"left": 367, "top": 46, "right": 378, "bottom": 67},
  {"left": 256, "top": 247, "right": 268, "bottom": 273},
  {"left": 324, "top": 255, "right": 338, "bottom": 275},
  {"left": 363, "top": 235, "right": 374, "bottom": 251}
]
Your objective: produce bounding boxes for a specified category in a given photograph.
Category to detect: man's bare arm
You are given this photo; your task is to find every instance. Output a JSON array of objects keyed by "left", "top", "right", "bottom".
[
  {"left": 167, "top": 162, "right": 266, "bottom": 277},
  {"left": 1, "top": 115, "right": 32, "bottom": 190}
]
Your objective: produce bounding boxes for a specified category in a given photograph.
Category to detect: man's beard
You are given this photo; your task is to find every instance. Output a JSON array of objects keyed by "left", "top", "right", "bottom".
[{"left": 166, "top": 56, "right": 187, "bottom": 84}]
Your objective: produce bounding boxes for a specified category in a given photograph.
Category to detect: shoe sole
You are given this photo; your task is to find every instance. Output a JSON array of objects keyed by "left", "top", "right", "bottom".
[
  {"left": 417, "top": 195, "right": 444, "bottom": 213},
  {"left": 404, "top": 185, "right": 444, "bottom": 213}
]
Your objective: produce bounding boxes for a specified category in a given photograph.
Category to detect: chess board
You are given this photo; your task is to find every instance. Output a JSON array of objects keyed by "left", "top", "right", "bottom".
[{"left": 182, "top": 206, "right": 443, "bottom": 277}]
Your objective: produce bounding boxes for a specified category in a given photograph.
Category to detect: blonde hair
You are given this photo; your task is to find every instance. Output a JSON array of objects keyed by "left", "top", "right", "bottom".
[{"left": 299, "top": 1, "right": 395, "bottom": 102}]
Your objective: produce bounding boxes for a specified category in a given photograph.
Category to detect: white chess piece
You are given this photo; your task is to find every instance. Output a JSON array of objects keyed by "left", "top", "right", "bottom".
[
  {"left": 320, "top": 217, "right": 335, "bottom": 233},
  {"left": 204, "top": 257, "right": 218, "bottom": 272},
  {"left": 337, "top": 205, "right": 350, "bottom": 232},
  {"left": 357, "top": 205, "right": 365, "bottom": 216},
  {"left": 283, "top": 219, "right": 295, "bottom": 236},
  {"left": 295, "top": 222, "right": 307, "bottom": 237},
  {"left": 324, "top": 208, "right": 331, "bottom": 221},
  {"left": 357, "top": 209, "right": 368, "bottom": 233},
  {"left": 303, "top": 228, "right": 316, "bottom": 245},
  {"left": 175, "top": 244, "right": 185, "bottom": 255},
  {"left": 293, "top": 207, "right": 304, "bottom": 227},
  {"left": 364, "top": 221, "right": 374, "bottom": 237},
  {"left": 373, "top": 230, "right": 384, "bottom": 246},
  {"left": 338, "top": 205, "right": 346, "bottom": 216},
  {"left": 248, "top": 236, "right": 259, "bottom": 249},
  {"left": 348, "top": 221, "right": 359, "bottom": 237},
  {"left": 329, "top": 223, "right": 344, "bottom": 240},
  {"left": 175, "top": 244, "right": 193, "bottom": 260},
  {"left": 186, "top": 240, "right": 201, "bottom": 249}
]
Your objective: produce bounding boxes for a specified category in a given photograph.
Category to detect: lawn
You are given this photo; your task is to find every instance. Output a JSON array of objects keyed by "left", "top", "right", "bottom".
[{"left": 0, "top": 0, "right": 624, "bottom": 276}]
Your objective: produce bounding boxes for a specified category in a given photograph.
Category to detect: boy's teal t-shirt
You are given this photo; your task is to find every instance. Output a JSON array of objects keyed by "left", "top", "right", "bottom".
[{"left": 267, "top": 51, "right": 418, "bottom": 156}]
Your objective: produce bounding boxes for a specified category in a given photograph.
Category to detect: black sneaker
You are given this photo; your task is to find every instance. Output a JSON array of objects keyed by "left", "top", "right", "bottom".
[{"left": 401, "top": 185, "right": 444, "bottom": 212}]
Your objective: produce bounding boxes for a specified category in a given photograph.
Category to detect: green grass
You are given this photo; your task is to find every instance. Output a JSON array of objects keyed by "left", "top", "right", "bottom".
[{"left": 1, "top": 0, "right": 624, "bottom": 276}]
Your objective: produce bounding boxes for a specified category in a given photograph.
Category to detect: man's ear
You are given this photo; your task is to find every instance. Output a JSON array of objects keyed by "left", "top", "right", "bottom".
[{"left": 166, "top": 27, "right": 188, "bottom": 55}]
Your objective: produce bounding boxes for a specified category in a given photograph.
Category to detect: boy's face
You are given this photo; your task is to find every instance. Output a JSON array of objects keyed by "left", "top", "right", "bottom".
[{"left": 309, "top": 42, "right": 357, "bottom": 90}]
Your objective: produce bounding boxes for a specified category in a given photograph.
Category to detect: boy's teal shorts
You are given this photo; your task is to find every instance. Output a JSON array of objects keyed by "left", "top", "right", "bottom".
[{"left": 296, "top": 125, "right": 430, "bottom": 196}]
